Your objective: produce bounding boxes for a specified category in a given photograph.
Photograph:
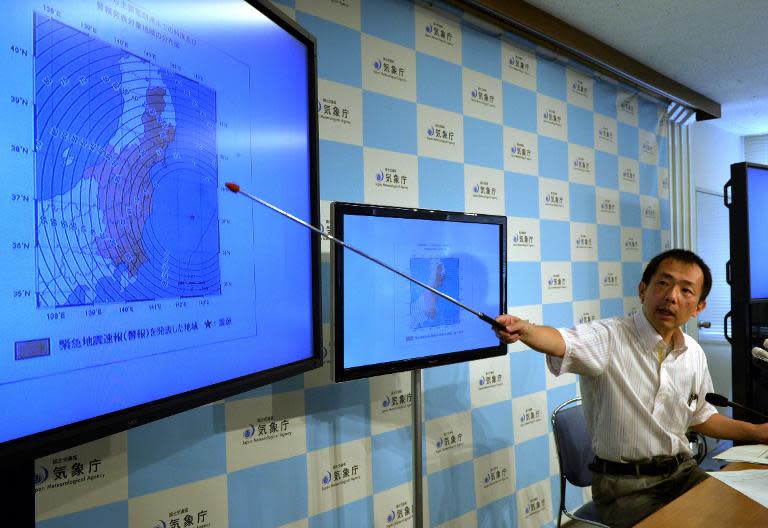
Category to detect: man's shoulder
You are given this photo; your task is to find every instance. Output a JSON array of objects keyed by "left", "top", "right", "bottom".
[
  {"left": 571, "top": 314, "right": 634, "bottom": 341},
  {"left": 586, "top": 314, "right": 633, "bottom": 331}
]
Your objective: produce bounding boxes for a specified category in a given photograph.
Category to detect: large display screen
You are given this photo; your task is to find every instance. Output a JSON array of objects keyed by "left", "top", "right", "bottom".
[
  {"left": 332, "top": 203, "right": 506, "bottom": 381},
  {"left": 0, "top": 0, "right": 320, "bottom": 461},
  {"left": 748, "top": 165, "right": 768, "bottom": 299}
]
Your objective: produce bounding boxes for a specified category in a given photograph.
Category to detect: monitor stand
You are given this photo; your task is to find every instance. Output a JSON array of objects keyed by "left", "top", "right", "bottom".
[{"left": 412, "top": 370, "right": 424, "bottom": 528}]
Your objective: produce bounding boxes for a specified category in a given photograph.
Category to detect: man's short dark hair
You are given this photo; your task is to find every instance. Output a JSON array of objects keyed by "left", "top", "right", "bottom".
[{"left": 641, "top": 249, "right": 712, "bottom": 302}]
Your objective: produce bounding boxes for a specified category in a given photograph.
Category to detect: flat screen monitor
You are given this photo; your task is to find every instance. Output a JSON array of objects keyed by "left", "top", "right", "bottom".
[
  {"left": 0, "top": 0, "right": 321, "bottom": 463},
  {"left": 332, "top": 202, "right": 507, "bottom": 382}
]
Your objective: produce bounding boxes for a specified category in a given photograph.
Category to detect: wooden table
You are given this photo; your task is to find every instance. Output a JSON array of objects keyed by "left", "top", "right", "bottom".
[{"left": 636, "top": 462, "right": 768, "bottom": 527}]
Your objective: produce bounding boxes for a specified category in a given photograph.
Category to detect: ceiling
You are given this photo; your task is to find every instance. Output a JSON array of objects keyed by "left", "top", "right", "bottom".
[{"left": 521, "top": 0, "right": 768, "bottom": 136}]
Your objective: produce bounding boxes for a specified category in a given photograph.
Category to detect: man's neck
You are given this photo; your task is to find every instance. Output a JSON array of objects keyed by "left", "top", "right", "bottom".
[{"left": 641, "top": 309, "right": 676, "bottom": 345}]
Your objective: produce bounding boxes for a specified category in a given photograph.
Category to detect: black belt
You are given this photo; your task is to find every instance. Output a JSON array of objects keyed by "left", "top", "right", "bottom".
[{"left": 589, "top": 454, "right": 691, "bottom": 476}]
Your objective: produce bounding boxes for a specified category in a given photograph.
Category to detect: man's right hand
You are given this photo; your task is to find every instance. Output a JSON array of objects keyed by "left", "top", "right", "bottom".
[{"left": 494, "top": 315, "right": 532, "bottom": 344}]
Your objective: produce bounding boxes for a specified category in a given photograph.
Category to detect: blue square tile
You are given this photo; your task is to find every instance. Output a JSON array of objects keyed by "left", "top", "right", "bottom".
[
  {"left": 537, "top": 59, "right": 566, "bottom": 101},
  {"left": 508, "top": 262, "right": 542, "bottom": 306},
  {"left": 463, "top": 26, "right": 501, "bottom": 78},
  {"left": 640, "top": 163, "right": 658, "bottom": 196},
  {"left": 568, "top": 105, "right": 594, "bottom": 147},
  {"left": 465, "top": 117, "right": 503, "bottom": 169},
  {"left": 504, "top": 83, "right": 537, "bottom": 132},
  {"left": 594, "top": 81, "right": 617, "bottom": 118},
  {"left": 37, "top": 501, "right": 128, "bottom": 528},
  {"left": 643, "top": 229, "right": 661, "bottom": 261},
  {"left": 310, "top": 498, "right": 373, "bottom": 528},
  {"left": 419, "top": 157, "right": 464, "bottom": 210},
  {"left": 596, "top": 151, "right": 618, "bottom": 189},
  {"left": 515, "top": 435, "right": 550, "bottom": 489},
  {"left": 639, "top": 98, "right": 659, "bottom": 131},
  {"left": 539, "top": 136, "right": 568, "bottom": 181},
  {"left": 541, "top": 220, "right": 571, "bottom": 261},
  {"left": 505, "top": 172, "right": 539, "bottom": 218},
  {"left": 423, "top": 362, "right": 470, "bottom": 421},
  {"left": 473, "top": 401, "right": 514, "bottom": 457},
  {"left": 361, "top": 0, "right": 415, "bottom": 49},
  {"left": 229, "top": 455, "right": 308, "bottom": 527},
  {"left": 305, "top": 379, "right": 371, "bottom": 451},
  {"left": 478, "top": 496, "right": 516, "bottom": 528},
  {"left": 601, "top": 298, "right": 624, "bottom": 317},
  {"left": 127, "top": 405, "right": 226, "bottom": 497},
  {"left": 363, "top": 91, "right": 417, "bottom": 154},
  {"left": 297, "top": 13, "right": 361, "bottom": 87},
  {"left": 320, "top": 140, "right": 364, "bottom": 202},
  {"left": 570, "top": 183, "right": 597, "bottom": 223},
  {"left": 572, "top": 262, "right": 599, "bottom": 301},
  {"left": 620, "top": 192, "right": 641, "bottom": 227},
  {"left": 543, "top": 302, "right": 573, "bottom": 328},
  {"left": 661, "top": 199, "right": 670, "bottom": 229},
  {"left": 373, "top": 426, "right": 412, "bottom": 493},
  {"left": 623, "top": 262, "right": 643, "bottom": 297},
  {"left": 658, "top": 136, "right": 669, "bottom": 166},
  {"left": 618, "top": 123, "right": 639, "bottom": 159},
  {"left": 428, "top": 461, "right": 477, "bottom": 526},
  {"left": 510, "top": 351, "right": 546, "bottom": 398},
  {"left": 417, "top": 53, "right": 462, "bottom": 113},
  {"left": 598, "top": 225, "right": 621, "bottom": 261}
]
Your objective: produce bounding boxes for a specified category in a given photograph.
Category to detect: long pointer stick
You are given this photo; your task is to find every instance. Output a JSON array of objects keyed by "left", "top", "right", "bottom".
[{"left": 225, "top": 182, "right": 507, "bottom": 332}]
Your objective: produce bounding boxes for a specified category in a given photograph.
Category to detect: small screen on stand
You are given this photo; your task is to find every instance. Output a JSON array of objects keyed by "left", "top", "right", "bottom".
[{"left": 332, "top": 203, "right": 507, "bottom": 381}]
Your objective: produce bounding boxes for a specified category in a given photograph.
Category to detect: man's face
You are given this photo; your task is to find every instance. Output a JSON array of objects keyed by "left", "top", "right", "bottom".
[{"left": 638, "top": 258, "right": 707, "bottom": 339}]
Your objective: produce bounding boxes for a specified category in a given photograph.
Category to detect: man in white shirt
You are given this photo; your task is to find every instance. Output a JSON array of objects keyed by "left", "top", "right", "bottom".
[{"left": 495, "top": 249, "right": 768, "bottom": 527}]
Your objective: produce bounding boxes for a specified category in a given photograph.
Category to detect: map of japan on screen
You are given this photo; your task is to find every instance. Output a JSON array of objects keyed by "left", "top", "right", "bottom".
[
  {"left": 35, "top": 14, "right": 221, "bottom": 307},
  {"left": 0, "top": 0, "right": 316, "bottom": 446}
]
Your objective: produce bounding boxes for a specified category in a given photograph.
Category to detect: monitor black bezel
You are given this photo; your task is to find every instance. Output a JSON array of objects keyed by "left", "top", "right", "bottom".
[
  {"left": 728, "top": 162, "right": 768, "bottom": 304},
  {"left": 0, "top": 0, "right": 322, "bottom": 466},
  {"left": 331, "top": 202, "right": 508, "bottom": 383}
]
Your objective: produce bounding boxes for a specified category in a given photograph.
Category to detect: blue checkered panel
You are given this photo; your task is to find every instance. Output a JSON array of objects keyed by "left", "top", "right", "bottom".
[{"left": 34, "top": 0, "right": 671, "bottom": 526}]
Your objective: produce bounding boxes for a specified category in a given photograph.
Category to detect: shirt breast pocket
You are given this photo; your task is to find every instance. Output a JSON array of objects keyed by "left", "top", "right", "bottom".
[{"left": 672, "top": 370, "right": 698, "bottom": 419}]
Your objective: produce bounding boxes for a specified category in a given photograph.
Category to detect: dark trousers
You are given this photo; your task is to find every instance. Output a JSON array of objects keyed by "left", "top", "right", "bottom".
[{"left": 591, "top": 458, "right": 709, "bottom": 527}]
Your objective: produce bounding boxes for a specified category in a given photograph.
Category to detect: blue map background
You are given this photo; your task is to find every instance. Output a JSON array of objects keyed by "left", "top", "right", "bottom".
[{"left": 34, "top": 13, "right": 220, "bottom": 307}]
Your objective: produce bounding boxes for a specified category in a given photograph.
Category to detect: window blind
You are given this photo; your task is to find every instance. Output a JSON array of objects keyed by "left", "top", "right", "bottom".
[
  {"left": 745, "top": 135, "right": 768, "bottom": 164},
  {"left": 696, "top": 189, "right": 730, "bottom": 341}
]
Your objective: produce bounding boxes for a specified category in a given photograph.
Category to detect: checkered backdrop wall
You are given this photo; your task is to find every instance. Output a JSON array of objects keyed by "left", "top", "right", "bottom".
[{"left": 34, "top": 0, "right": 671, "bottom": 526}]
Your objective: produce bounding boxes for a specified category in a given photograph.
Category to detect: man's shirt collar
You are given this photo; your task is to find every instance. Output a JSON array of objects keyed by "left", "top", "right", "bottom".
[{"left": 632, "top": 310, "right": 687, "bottom": 355}]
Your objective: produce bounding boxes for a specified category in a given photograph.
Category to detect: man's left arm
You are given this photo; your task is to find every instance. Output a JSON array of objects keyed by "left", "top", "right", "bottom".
[{"left": 690, "top": 412, "right": 768, "bottom": 443}]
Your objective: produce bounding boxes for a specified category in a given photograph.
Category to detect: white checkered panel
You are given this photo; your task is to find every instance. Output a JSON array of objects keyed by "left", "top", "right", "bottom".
[{"left": 35, "top": 1, "right": 671, "bottom": 527}]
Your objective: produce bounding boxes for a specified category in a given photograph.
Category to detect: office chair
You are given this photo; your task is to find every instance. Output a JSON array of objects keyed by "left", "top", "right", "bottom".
[{"left": 551, "top": 397, "right": 610, "bottom": 528}]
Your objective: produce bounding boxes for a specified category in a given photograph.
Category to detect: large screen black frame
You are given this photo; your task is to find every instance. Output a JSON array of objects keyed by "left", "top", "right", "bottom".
[
  {"left": 726, "top": 162, "right": 768, "bottom": 420},
  {"left": 0, "top": 0, "right": 322, "bottom": 467},
  {"left": 331, "top": 202, "right": 507, "bottom": 382},
  {"left": 727, "top": 162, "right": 768, "bottom": 304}
]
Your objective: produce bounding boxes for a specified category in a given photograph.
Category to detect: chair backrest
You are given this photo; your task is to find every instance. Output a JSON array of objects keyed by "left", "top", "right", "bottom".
[{"left": 552, "top": 398, "right": 595, "bottom": 487}]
